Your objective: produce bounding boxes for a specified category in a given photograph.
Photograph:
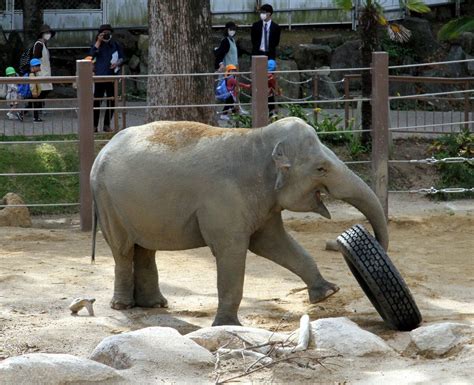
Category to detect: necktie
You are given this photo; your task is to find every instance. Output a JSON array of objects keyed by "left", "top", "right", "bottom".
[{"left": 264, "top": 23, "right": 268, "bottom": 52}]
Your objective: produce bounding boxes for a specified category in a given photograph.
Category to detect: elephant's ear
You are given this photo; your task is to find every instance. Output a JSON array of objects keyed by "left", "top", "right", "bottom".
[{"left": 272, "top": 141, "right": 291, "bottom": 190}]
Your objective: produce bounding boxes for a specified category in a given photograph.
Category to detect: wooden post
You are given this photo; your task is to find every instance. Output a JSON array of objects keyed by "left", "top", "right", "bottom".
[
  {"left": 77, "top": 60, "right": 94, "bottom": 231},
  {"left": 113, "top": 78, "right": 119, "bottom": 131},
  {"left": 251, "top": 56, "right": 268, "bottom": 128},
  {"left": 371, "top": 52, "right": 389, "bottom": 219},
  {"left": 344, "top": 75, "right": 350, "bottom": 129}
]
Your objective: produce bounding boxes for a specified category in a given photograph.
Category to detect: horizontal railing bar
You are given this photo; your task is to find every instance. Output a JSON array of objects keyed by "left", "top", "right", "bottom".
[
  {"left": 0, "top": 203, "right": 79, "bottom": 207},
  {"left": 0, "top": 172, "right": 79, "bottom": 176}
]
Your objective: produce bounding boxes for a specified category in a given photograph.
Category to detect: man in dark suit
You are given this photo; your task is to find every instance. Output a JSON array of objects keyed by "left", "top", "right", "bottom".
[{"left": 251, "top": 4, "right": 281, "bottom": 59}]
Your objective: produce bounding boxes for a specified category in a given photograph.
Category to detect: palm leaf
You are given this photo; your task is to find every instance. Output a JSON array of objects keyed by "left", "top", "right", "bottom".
[
  {"left": 403, "top": 0, "right": 430, "bottom": 14},
  {"left": 438, "top": 17, "right": 474, "bottom": 40},
  {"left": 333, "top": 0, "right": 354, "bottom": 11}
]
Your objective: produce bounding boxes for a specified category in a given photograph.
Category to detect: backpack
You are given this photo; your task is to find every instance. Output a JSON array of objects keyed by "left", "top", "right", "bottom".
[
  {"left": 17, "top": 74, "right": 32, "bottom": 99},
  {"left": 215, "top": 78, "right": 231, "bottom": 101},
  {"left": 19, "top": 45, "right": 34, "bottom": 75}
]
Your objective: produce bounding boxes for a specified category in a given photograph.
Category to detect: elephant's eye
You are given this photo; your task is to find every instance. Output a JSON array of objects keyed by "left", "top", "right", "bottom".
[{"left": 317, "top": 167, "right": 326, "bottom": 172}]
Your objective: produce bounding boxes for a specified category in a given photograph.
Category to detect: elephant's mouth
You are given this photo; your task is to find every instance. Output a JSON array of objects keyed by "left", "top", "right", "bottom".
[{"left": 314, "top": 190, "right": 331, "bottom": 219}]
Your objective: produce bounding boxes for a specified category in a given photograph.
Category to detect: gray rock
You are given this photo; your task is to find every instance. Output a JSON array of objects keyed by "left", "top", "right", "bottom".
[
  {"left": 459, "top": 32, "right": 474, "bottom": 55},
  {"left": 410, "top": 322, "right": 473, "bottom": 357},
  {"left": 0, "top": 353, "right": 125, "bottom": 385},
  {"left": 186, "top": 325, "right": 289, "bottom": 352},
  {"left": 294, "top": 44, "right": 332, "bottom": 70},
  {"left": 128, "top": 54, "right": 140, "bottom": 71},
  {"left": 137, "top": 34, "right": 149, "bottom": 66},
  {"left": 401, "top": 17, "right": 440, "bottom": 58},
  {"left": 113, "top": 30, "right": 138, "bottom": 58},
  {"left": 90, "top": 327, "right": 214, "bottom": 384},
  {"left": 467, "top": 54, "right": 474, "bottom": 76},
  {"left": 445, "top": 45, "right": 467, "bottom": 77},
  {"left": 277, "top": 59, "right": 301, "bottom": 100},
  {"left": 311, "top": 317, "right": 394, "bottom": 356},
  {"left": 316, "top": 74, "right": 341, "bottom": 100},
  {"left": 330, "top": 40, "right": 361, "bottom": 89}
]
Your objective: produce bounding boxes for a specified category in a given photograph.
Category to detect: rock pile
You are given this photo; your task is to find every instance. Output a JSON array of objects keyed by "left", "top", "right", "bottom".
[{"left": 0, "top": 193, "right": 32, "bottom": 227}]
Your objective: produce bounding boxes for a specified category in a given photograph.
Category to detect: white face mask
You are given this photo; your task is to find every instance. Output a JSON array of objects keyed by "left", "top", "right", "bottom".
[
  {"left": 43, "top": 33, "right": 52, "bottom": 41},
  {"left": 228, "top": 30, "right": 236, "bottom": 37},
  {"left": 260, "top": 13, "right": 268, "bottom": 21}
]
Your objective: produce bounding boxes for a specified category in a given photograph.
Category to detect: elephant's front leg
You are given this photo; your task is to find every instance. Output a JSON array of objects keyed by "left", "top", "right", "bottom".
[
  {"left": 213, "top": 245, "right": 248, "bottom": 326},
  {"left": 133, "top": 245, "right": 168, "bottom": 308},
  {"left": 249, "top": 213, "right": 339, "bottom": 303}
]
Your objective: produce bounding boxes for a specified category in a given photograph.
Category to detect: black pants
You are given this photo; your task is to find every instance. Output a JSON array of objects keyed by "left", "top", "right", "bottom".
[
  {"left": 27, "top": 90, "right": 50, "bottom": 120},
  {"left": 222, "top": 95, "right": 236, "bottom": 113},
  {"left": 268, "top": 95, "right": 276, "bottom": 113},
  {"left": 93, "top": 82, "right": 115, "bottom": 129}
]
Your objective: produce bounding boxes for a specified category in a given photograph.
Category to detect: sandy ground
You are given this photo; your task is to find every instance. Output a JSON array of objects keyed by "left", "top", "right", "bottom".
[{"left": 0, "top": 194, "right": 473, "bottom": 383}]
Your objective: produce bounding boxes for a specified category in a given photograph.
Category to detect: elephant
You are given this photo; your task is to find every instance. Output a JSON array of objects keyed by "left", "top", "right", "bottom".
[{"left": 90, "top": 117, "right": 388, "bottom": 326}]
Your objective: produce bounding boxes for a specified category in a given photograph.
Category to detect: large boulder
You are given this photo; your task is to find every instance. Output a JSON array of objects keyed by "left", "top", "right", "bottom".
[
  {"left": 310, "top": 317, "right": 394, "bottom": 357},
  {"left": 444, "top": 45, "right": 468, "bottom": 77},
  {"left": 467, "top": 54, "right": 474, "bottom": 76},
  {"left": 312, "top": 34, "right": 349, "bottom": 48},
  {"left": 0, "top": 353, "right": 125, "bottom": 385},
  {"left": 294, "top": 44, "right": 332, "bottom": 70},
  {"left": 330, "top": 40, "right": 361, "bottom": 88},
  {"left": 90, "top": 327, "right": 214, "bottom": 383},
  {"left": 277, "top": 59, "right": 301, "bottom": 100},
  {"left": 409, "top": 322, "right": 473, "bottom": 358},
  {"left": 0, "top": 193, "right": 32, "bottom": 227},
  {"left": 459, "top": 32, "right": 474, "bottom": 55},
  {"left": 137, "top": 34, "right": 149, "bottom": 67},
  {"left": 113, "top": 30, "right": 139, "bottom": 59},
  {"left": 401, "top": 17, "right": 440, "bottom": 59},
  {"left": 186, "top": 325, "right": 289, "bottom": 352}
]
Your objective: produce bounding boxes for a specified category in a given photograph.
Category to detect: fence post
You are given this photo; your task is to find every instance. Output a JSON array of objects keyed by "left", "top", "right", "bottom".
[
  {"left": 77, "top": 60, "right": 94, "bottom": 232},
  {"left": 251, "top": 56, "right": 268, "bottom": 128},
  {"left": 371, "top": 52, "right": 389, "bottom": 219}
]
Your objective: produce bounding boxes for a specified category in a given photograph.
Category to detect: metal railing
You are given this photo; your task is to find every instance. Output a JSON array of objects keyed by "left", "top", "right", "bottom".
[{"left": 1, "top": 55, "right": 472, "bottom": 230}]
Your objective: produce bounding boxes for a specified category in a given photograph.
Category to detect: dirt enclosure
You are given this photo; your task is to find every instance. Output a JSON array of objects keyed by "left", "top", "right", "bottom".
[{"left": 0, "top": 195, "right": 472, "bottom": 383}]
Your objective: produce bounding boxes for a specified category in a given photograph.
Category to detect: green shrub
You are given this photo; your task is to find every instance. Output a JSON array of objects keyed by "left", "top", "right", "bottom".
[{"left": 428, "top": 129, "right": 474, "bottom": 200}]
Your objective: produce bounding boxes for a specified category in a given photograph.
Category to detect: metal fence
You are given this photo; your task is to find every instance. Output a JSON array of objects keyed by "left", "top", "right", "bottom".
[{"left": 0, "top": 54, "right": 472, "bottom": 230}]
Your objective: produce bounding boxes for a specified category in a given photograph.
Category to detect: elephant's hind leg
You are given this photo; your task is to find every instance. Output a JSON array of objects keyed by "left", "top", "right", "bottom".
[
  {"left": 249, "top": 213, "right": 339, "bottom": 303},
  {"left": 110, "top": 247, "right": 135, "bottom": 310},
  {"left": 133, "top": 245, "right": 168, "bottom": 308}
]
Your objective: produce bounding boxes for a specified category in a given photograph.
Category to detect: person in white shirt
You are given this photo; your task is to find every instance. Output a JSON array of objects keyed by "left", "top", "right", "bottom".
[{"left": 251, "top": 4, "right": 281, "bottom": 59}]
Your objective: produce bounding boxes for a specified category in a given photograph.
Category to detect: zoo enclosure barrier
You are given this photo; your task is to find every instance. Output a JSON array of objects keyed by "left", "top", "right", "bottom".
[{"left": 1, "top": 55, "right": 472, "bottom": 231}]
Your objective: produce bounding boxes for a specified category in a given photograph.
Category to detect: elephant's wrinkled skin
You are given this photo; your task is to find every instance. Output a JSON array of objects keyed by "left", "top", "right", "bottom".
[{"left": 90, "top": 117, "right": 388, "bottom": 326}]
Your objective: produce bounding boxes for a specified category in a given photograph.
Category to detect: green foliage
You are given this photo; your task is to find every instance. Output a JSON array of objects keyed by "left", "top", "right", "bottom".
[
  {"left": 428, "top": 129, "right": 474, "bottom": 200},
  {"left": 438, "top": 17, "right": 474, "bottom": 40},
  {"left": 381, "top": 33, "right": 415, "bottom": 62},
  {"left": 402, "top": 0, "right": 430, "bottom": 13},
  {"left": 231, "top": 113, "right": 252, "bottom": 128},
  {"left": 0, "top": 135, "right": 108, "bottom": 215}
]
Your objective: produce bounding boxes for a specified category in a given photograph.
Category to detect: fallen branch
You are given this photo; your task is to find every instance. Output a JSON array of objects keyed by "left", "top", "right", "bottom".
[{"left": 216, "top": 354, "right": 340, "bottom": 384}]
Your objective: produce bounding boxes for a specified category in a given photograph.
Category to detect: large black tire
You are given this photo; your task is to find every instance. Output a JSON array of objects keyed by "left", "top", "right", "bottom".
[{"left": 337, "top": 224, "right": 422, "bottom": 331}]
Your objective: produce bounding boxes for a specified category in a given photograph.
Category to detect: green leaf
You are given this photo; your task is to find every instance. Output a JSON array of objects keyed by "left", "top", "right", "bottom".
[
  {"left": 403, "top": 0, "right": 430, "bottom": 14},
  {"left": 438, "top": 17, "right": 474, "bottom": 40},
  {"left": 333, "top": 0, "right": 353, "bottom": 11}
]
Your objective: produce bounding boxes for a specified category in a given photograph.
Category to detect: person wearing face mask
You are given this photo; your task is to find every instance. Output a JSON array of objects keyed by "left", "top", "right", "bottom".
[
  {"left": 251, "top": 4, "right": 281, "bottom": 59},
  {"left": 31, "top": 24, "right": 55, "bottom": 122},
  {"left": 90, "top": 24, "right": 124, "bottom": 132},
  {"left": 213, "top": 21, "right": 245, "bottom": 71}
]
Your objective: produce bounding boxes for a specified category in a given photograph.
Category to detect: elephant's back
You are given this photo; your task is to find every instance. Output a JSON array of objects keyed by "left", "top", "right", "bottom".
[{"left": 110, "top": 121, "right": 249, "bottom": 155}]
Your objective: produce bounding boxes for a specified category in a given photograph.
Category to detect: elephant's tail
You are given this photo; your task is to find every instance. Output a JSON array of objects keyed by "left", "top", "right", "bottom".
[{"left": 91, "top": 199, "right": 98, "bottom": 264}]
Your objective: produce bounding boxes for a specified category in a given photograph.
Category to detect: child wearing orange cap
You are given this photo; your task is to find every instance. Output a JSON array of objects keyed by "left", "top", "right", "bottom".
[{"left": 218, "top": 64, "right": 250, "bottom": 120}]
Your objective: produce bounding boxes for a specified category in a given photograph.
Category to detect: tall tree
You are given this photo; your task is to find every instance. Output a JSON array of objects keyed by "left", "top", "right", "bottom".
[
  {"left": 22, "top": 0, "right": 43, "bottom": 47},
  {"left": 334, "top": 0, "right": 430, "bottom": 144},
  {"left": 147, "top": 0, "right": 215, "bottom": 123}
]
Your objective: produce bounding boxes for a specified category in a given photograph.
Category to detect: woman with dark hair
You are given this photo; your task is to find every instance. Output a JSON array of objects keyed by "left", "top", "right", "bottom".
[{"left": 213, "top": 21, "right": 246, "bottom": 71}]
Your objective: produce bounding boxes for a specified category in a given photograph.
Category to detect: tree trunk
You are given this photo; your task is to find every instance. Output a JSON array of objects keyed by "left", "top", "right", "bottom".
[
  {"left": 22, "top": 0, "right": 43, "bottom": 47},
  {"left": 147, "top": 0, "right": 215, "bottom": 123},
  {"left": 359, "top": 3, "right": 379, "bottom": 146}
]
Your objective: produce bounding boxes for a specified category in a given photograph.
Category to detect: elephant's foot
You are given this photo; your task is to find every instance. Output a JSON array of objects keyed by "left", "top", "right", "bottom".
[
  {"left": 135, "top": 292, "right": 169, "bottom": 308},
  {"left": 110, "top": 298, "right": 134, "bottom": 310},
  {"left": 212, "top": 313, "right": 242, "bottom": 326},
  {"left": 308, "top": 281, "right": 340, "bottom": 303}
]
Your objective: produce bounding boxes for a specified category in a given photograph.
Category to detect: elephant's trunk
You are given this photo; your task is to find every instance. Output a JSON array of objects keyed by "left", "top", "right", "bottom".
[{"left": 329, "top": 164, "right": 389, "bottom": 251}]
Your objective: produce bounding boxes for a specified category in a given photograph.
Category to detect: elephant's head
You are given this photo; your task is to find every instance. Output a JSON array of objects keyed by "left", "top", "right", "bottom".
[{"left": 270, "top": 117, "right": 389, "bottom": 250}]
